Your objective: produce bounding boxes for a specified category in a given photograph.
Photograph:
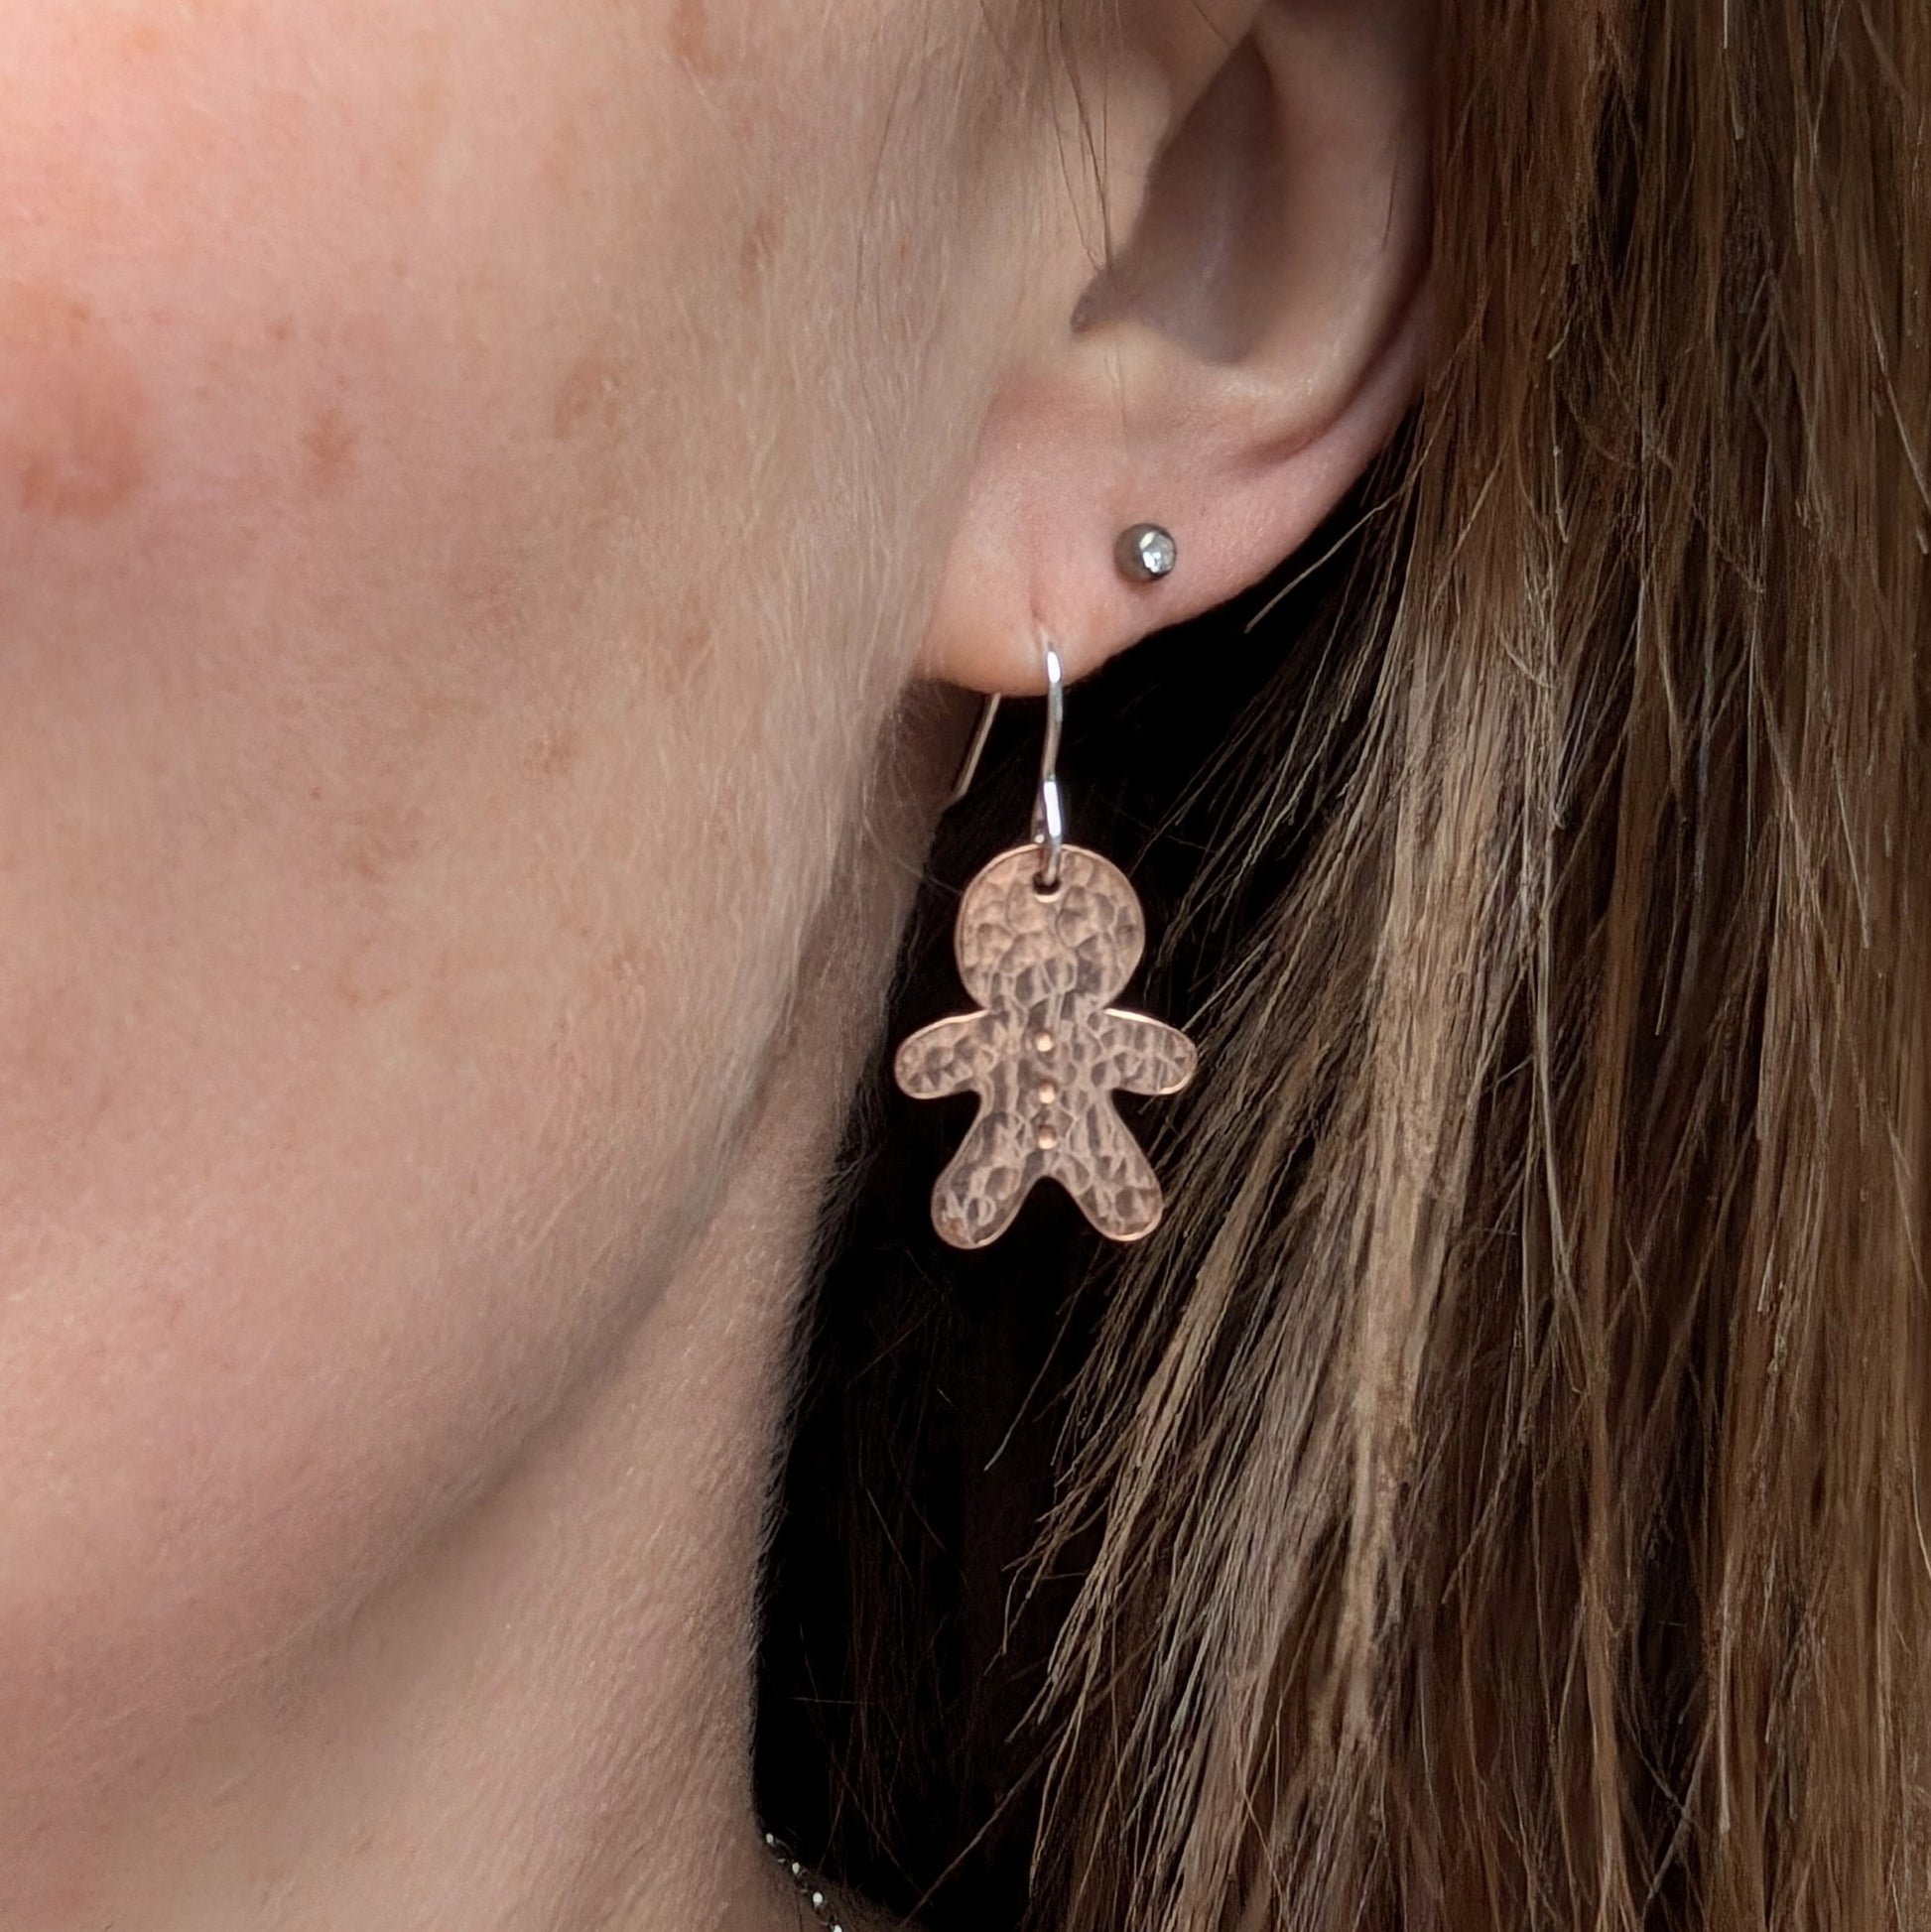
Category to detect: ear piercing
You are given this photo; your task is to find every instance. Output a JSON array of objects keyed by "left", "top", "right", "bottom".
[
  {"left": 946, "top": 520, "right": 1180, "bottom": 806},
  {"left": 1113, "top": 522, "right": 1177, "bottom": 582}
]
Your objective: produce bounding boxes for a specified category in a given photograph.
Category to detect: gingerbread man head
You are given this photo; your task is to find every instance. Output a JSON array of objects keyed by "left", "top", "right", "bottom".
[{"left": 951, "top": 844, "right": 1146, "bottom": 1012}]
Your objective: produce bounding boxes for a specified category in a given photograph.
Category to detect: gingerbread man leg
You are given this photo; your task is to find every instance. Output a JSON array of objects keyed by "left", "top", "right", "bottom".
[
  {"left": 1051, "top": 1095, "right": 1167, "bottom": 1241},
  {"left": 930, "top": 1108, "right": 1036, "bottom": 1249}
]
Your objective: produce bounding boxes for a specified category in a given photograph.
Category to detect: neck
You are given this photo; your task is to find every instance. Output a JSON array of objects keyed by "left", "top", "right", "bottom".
[
  {"left": 34, "top": 1037, "right": 824, "bottom": 1932},
  {"left": 22, "top": 705, "right": 953, "bottom": 1932}
]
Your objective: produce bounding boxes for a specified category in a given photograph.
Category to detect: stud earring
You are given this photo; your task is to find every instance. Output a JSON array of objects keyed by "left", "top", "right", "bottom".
[
  {"left": 894, "top": 635, "right": 1197, "bottom": 1250},
  {"left": 1113, "top": 521, "right": 1177, "bottom": 582}
]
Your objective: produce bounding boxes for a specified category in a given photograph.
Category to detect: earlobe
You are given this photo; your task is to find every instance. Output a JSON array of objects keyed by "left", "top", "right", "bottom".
[{"left": 919, "top": 0, "right": 1431, "bottom": 697}]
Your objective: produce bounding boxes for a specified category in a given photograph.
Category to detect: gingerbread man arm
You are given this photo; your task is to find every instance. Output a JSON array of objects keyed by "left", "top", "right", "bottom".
[
  {"left": 1090, "top": 1010, "right": 1198, "bottom": 1096},
  {"left": 893, "top": 1010, "right": 1005, "bottom": 1100}
]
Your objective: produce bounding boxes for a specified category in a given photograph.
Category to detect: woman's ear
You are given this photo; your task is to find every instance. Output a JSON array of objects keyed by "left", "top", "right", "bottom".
[{"left": 921, "top": 0, "right": 1430, "bottom": 694}]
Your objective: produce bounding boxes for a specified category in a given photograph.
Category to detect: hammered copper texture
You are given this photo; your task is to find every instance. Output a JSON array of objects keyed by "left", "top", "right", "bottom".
[{"left": 893, "top": 843, "right": 1197, "bottom": 1249}]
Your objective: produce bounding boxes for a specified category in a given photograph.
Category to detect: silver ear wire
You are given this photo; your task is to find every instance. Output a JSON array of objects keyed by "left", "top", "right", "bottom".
[
  {"left": 945, "top": 694, "right": 1000, "bottom": 806},
  {"left": 949, "top": 525, "right": 1171, "bottom": 806},
  {"left": 944, "top": 642, "right": 1067, "bottom": 891},
  {"left": 951, "top": 525, "right": 1171, "bottom": 805},
  {"left": 1029, "top": 642, "right": 1066, "bottom": 891}
]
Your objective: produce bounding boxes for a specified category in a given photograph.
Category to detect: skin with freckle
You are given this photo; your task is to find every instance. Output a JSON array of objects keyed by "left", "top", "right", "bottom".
[
  {"left": 0, "top": 0, "right": 1039, "bottom": 1893},
  {"left": 0, "top": 281, "right": 153, "bottom": 520},
  {"left": 0, "top": 0, "right": 1441, "bottom": 1913}
]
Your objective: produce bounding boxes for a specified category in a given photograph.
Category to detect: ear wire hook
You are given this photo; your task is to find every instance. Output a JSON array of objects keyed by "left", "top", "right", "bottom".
[
  {"left": 943, "top": 641, "right": 1067, "bottom": 891},
  {"left": 945, "top": 694, "right": 1000, "bottom": 807},
  {"left": 1030, "top": 641, "right": 1065, "bottom": 891}
]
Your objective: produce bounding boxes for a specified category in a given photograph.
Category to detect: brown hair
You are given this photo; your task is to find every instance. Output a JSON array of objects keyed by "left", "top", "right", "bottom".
[{"left": 760, "top": 1, "right": 1931, "bottom": 1926}]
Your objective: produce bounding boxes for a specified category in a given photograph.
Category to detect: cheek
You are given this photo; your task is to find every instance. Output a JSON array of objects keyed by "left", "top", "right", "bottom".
[
  {"left": 0, "top": 6, "right": 606, "bottom": 602},
  {"left": 0, "top": 0, "right": 898, "bottom": 1823}
]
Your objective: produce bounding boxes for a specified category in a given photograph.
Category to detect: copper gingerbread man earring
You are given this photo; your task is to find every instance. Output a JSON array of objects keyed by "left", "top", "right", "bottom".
[{"left": 893, "top": 524, "right": 1196, "bottom": 1249}]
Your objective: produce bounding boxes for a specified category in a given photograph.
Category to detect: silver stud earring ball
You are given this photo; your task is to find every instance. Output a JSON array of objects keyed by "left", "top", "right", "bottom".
[{"left": 1114, "top": 522, "right": 1177, "bottom": 582}]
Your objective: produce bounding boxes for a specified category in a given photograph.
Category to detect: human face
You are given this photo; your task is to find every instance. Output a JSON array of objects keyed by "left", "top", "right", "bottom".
[{"left": 0, "top": 0, "right": 1032, "bottom": 1825}]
